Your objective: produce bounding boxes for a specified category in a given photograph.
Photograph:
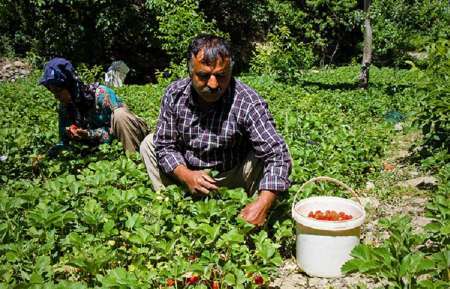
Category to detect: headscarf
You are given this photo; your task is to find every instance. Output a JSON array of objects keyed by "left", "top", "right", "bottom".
[{"left": 39, "top": 57, "right": 98, "bottom": 126}]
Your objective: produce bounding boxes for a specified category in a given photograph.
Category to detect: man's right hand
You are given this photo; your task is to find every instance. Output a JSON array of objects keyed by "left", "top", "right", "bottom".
[{"left": 173, "top": 165, "right": 218, "bottom": 195}]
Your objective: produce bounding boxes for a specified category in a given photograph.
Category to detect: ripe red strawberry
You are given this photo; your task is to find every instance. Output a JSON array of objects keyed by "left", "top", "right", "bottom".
[
  {"left": 186, "top": 274, "right": 199, "bottom": 285},
  {"left": 166, "top": 278, "right": 175, "bottom": 287},
  {"left": 254, "top": 274, "right": 264, "bottom": 285},
  {"left": 308, "top": 210, "right": 353, "bottom": 221},
  {"left": 211, "top": 280, "right": 220, "bottom": 289}
]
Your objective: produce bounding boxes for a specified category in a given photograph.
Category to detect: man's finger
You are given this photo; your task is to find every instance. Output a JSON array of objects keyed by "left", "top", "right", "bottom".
[
  {"left": 196, "top": 186, "right": 210, "bottom": 195},
  {"left": 202, "top": 180, "right": 218, "bottom": 190},
  {"left": 202, "top": 174, "right": 217, "bottom": 184}
]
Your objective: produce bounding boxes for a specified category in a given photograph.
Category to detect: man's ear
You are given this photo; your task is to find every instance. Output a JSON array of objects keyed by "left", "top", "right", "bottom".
[{"left": 187, "top": 61, "right": 193, "bottom": 77}]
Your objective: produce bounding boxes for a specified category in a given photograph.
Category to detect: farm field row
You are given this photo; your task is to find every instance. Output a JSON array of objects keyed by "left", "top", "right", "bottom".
[{"left": 0, "top": 65, "right": 448, "bottom": 288}]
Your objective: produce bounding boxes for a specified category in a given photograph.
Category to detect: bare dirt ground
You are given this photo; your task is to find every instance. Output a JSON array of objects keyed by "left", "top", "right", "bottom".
[{"left": 270, "top": 130, "right": 435, "bottom": 289}]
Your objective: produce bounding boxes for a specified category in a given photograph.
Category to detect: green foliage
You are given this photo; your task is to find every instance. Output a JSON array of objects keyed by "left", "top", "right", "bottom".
[
  {"left": 342, "top": 215, "right": 449, "bottom": 289},
  {"left": 0, "top": 0, "right": 162, "bottom": 80},
  {"left": 1, "top": 0, "right": 449, "bottom": 78},
  {"left": 410, "top": 39, "right": 450, "bottom": 160},
  {"left": 250, "top": 27, "right": 315, "bottom": 80},
  {"left": 261, "top": 0, "right": 361, "bottom": 66},
  {"left": 148, "top": 0, "right": 224, "bottom": 64},
  {"left": 1, "top": 65, "right": 448, "bottom": 287},
  {"left": 371, "top": 0, "right": 450, "bottom": 65},
  {"left": 76, "top": 64, "right": 104, "bottom": 84}
]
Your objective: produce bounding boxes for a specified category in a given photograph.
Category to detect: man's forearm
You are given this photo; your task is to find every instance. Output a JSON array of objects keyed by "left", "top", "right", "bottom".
[
  {"left": 258, "top": 190, "right": 277, "bottom": 208},
  {"left": 172, "top": 164, "right": 191, "bottom": 184}
]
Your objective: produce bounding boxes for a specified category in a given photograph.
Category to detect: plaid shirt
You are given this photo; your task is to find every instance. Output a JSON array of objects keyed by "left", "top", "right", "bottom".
[{"left": 154, "top": 78, "right": 291, "bottom": 192}]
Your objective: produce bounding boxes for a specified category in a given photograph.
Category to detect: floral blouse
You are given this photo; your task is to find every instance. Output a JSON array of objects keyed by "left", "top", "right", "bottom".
[{"left": 58, "top": 85, "right": 124, "bottom": 145}]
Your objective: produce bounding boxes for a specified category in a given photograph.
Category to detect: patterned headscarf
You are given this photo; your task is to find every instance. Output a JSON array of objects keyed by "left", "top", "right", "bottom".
[{"left": 40, "top": 58, "right": 98, "bottom": 125}]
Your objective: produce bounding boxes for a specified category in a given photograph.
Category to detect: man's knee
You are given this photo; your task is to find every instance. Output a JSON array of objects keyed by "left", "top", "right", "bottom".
[{"left": 139, "top": 134, "right": 155, "bottom": 157}]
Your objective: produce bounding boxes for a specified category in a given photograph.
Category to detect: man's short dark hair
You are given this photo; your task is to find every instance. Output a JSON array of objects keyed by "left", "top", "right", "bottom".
[{"left": 187, "top": 34, "right": 233, "bottom": 73}]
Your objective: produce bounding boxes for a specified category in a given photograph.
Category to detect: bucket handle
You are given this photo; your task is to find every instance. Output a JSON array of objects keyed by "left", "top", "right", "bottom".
[{"left": 292, "top": 176, "right": 360, "bottom": 213}]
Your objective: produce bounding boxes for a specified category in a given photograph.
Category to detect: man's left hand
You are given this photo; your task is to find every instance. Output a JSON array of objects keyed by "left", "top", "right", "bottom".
[{"left": 240, "top": 190, "right": 277, "bottom": 226}]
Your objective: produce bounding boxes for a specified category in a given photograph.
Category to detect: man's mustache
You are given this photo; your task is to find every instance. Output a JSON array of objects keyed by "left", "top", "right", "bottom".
[{"left": 200, "top": 86, "right": 223, "bottom": 96}]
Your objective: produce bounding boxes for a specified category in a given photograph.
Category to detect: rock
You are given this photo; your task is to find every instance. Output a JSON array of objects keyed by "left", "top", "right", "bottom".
[
  {"left": 359, "top": 196, "right": 380, "bottom": 209},
  {"left": 365, "top": 181, "right": 375, "bottom": 190},
  {"left": 308, "top": 277, "right": 324, "bottom": 287},
  {"left": 383, "top": 162, "right": 396, "bottom": 172},
  {"left": 19, "top": 69, "right": 30, "bottom": 75},
  {"left": 398, "top": 176, "right": 438, "bottom": 189},
  {"left": 13, "top": 60, "right": 25, "bottom": 66},
  {"left": 409, "top": 170, "right": 419, "bottom": 177},
  {"left": 407, "top": 51, "right": 429, "bottom": 61},
  {"left": 394, "top": 122, "right": 403, "bottom": 131},
  {"left": 413, "top": 216, "right": 432, "bottom": 228}
]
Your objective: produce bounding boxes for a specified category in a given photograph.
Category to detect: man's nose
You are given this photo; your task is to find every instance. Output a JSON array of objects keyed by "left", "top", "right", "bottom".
[{"left": 207, "top": 75, "right": 218, "bottom": 90}]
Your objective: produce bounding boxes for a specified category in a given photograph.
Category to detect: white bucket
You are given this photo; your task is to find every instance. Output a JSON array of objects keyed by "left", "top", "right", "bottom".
[{"left": 291, "top": 177, "right": 366, "bottom": 278}]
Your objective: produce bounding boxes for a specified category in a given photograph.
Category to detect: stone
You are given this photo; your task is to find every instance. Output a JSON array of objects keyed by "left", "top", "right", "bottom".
[
  {"left": 359, "top": 196, "right": 380, "bottom": 209},
  {"left": 13, "top": 60, "right": 25, "bottom": 67},
  {"left": 365, "top": 181, "right": 375, "bottom": 190},
  {"left": 413, "top": 216, "right": 432, "bottom": 227},
  {"left": 394, "top": 122, "right": 403, "bottom": 131},
  {"left": 398, "top": 176, "right": 438, "bottom": 189}
]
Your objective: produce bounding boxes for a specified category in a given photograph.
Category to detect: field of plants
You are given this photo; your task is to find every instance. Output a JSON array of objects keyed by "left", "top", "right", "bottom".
[{"left": 0, "top": 62, "right": 448, "bottom": 289}]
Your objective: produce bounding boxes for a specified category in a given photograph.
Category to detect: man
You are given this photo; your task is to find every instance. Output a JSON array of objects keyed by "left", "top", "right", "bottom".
[{"left": 140, "top": 35, "right": 291, "bottom": 226}]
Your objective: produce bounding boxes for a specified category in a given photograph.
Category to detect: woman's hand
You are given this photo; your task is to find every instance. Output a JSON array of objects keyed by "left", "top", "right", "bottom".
[
  {"left": 74, "top": 129, "right": 89, "bottom": 139},
  {"left": 67, "top": 125, "right": 89, "bottom": 140}
]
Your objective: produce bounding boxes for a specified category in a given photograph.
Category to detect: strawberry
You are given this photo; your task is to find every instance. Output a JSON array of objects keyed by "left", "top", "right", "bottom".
[
  {"left": 186, "top": 274, "right": 199, "bottom": 285},
  {"left": 254, "top": 274, "right": 264, "bottom": 285},
  {"left": 308, "top": 210, "right": 353, "bottom": 221},
  {"left": 166, "top": 278, "right": 175, "bottom": 287},
  {"left": 211, "top": 281, "right": 220, "bottom": 289}
]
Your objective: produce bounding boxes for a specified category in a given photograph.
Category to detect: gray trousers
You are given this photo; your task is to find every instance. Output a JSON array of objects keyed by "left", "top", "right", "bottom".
[
  {"left": 139, "top": 134, "right": 264, "bottom": 193},
  {"left": 111, "top": 107, "right": 149, "bottom": 152}
]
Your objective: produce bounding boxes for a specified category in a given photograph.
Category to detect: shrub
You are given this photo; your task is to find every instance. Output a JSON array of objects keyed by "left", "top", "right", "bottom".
[
  {"left": 412, "top": 39, "right": 449, "bottom": 157},
  {"left": 249, "top": 27, "right": 315, "bottom": 80}
]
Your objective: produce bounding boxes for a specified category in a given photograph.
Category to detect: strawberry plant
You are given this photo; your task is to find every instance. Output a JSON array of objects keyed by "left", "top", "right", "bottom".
[
  {"left": 1, "top": 64, "right": 448, "bottom": 288},
  {"left": 342, "top": 214, "right": 449, "bottom": 288}
]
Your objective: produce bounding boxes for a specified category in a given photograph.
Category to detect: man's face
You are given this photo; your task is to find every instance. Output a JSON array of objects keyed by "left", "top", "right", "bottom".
[
  {"left": 190, "top": 48, "right": 232, "bottom": 104},
  {"left": 47, "top": 85, "right": 72, "bottom": 105}
]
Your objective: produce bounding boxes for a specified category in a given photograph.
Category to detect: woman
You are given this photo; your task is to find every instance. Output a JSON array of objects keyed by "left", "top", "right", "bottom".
[{"left": 40, "top": 57, "right": 149, "bottom": 156}]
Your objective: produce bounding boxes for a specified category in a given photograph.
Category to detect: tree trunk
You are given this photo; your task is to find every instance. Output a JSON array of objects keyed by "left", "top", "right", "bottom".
[{"left": 359, "top": 0, "right": 372, "bottom": 89}]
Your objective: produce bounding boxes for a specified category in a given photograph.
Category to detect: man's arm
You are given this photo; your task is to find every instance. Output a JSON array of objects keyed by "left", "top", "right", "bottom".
[
  {"left": 154, "top": 84, "right": 218, "bottom": 194},
  {"left": 245, "top": 100, "right": 291, "bottom": 193},
  {"left": 240, "top": 190, "right": 277, "bottom": 226},
  {"left": 154, "top": 87, "right": 187, "bottom": 173},
  {"left": 240, "top": 99, "right": 292, "bottom": 225}
]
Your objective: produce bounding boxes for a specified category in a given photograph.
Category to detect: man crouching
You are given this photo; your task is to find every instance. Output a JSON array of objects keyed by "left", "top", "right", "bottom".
[{"left": 140, "top": 35, "right": 292, "bottom": 226}]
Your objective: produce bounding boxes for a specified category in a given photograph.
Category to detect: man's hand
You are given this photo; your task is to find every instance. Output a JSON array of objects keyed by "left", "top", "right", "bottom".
[
  {"left": 240, "top": 190, "right": 277, "bottom": 226},
  {"left": 173, "top": 165, "right": 218, "bottom": 195}
]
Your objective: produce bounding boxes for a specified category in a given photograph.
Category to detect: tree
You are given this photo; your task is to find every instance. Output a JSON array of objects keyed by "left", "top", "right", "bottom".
[{"left": 359, "top": 0, "right": 372, "bottom": 89}]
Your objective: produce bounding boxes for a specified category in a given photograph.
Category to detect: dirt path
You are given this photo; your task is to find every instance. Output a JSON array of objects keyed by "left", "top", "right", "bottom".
[{"left": 270, "top": 129, "right": 434, "bottom": 289}]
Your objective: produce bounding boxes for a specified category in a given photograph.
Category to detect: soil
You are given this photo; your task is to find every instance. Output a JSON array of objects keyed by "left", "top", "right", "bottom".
[{"left": 270, "top": 129, "right": 434, "bottom": 289}]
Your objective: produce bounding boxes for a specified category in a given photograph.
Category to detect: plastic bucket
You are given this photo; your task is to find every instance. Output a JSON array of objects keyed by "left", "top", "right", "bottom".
[{"left": 291, "top": 177, "right": 366, "bottom": 278}]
